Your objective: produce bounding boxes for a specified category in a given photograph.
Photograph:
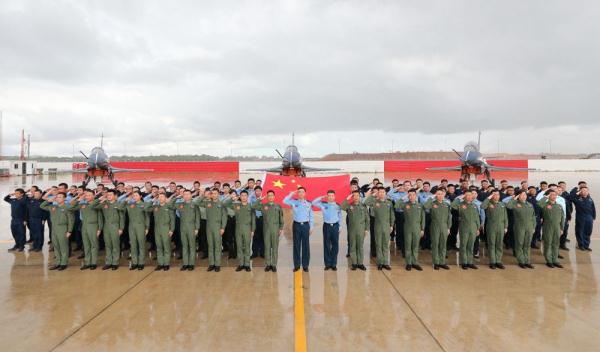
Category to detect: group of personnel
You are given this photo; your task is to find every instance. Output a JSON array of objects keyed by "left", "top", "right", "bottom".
[{"left": 3, "top": 176, "right": 596, "bottom": 273}]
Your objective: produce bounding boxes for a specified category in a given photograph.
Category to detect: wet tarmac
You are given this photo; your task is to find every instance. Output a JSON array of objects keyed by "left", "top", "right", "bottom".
[{"left": 0, "top": 172, "right": 598, "bottom": 351}]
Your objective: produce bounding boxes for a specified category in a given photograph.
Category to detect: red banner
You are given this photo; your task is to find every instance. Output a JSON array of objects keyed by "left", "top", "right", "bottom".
[{"left": 262, "top": 174, "right": 351, "bottom": 210}]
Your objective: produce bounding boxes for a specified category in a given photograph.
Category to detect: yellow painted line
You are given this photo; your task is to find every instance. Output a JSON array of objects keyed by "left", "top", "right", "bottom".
[{"left": 294, "top": 270, "right": 307, "bottom": 352}]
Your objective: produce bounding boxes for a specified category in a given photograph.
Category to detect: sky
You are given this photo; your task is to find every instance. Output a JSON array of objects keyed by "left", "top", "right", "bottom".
[{"left": 0, "top": 0, "right": 599, "bottom": 158}]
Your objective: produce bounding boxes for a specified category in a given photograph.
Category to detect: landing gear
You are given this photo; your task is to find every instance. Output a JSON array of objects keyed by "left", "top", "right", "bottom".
[
  {"left": 484, "top": 169, "right": 495, "bottom": 187},
  {"left": 108, "top": 172, "right": 118, "bottom": 187},
  {"left": 80, "top": 172, "right": 118, "bottom": 188}
]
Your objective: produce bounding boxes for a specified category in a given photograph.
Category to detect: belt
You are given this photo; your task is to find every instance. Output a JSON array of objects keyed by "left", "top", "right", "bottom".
[
  {"left": 324, "top": 222, "right": 338, "bottom": 226},
  {"left": 294, "top": 221, "right": 308, "bottom": 225}
]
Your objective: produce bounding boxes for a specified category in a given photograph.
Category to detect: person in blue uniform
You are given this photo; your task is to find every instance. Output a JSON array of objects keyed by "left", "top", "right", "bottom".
[
  {"left": 284, "top": 187, "right": 314, "bottom": 272},
  {"left": 26, "top": 189, "right": 48, "bottom": 252},
  {"left": 4, "top": 189, "right": 28, "bottom": 252},
  {"left": 312, "top": 190, "right": 342, "bottom": 271},
  {"left": 570, "top": 185, "right": 595, "bottom": 251}
]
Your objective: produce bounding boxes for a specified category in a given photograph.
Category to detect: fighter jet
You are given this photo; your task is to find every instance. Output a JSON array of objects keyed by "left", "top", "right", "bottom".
[
  {"left": 247, "top": 134, "right": 340, "bottom": 177},
  {"left": 427, "top": 131, "right": 535, "bottom": 185},
  {"left": 73, "top": 134, "right": 152, "bottom": 187}
]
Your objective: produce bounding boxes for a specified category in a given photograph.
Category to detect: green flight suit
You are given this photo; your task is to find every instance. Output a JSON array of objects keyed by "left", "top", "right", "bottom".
[
  {"left": 364, "top": 195, "right": 395, "bottom": 265},
  {"left": 171, "top": 198, "right": 201, "bottom": 266},
  {"left": 117, "top": 200, "right": 150, "bottom": 266},
  {"left": 70, "top": 199, "right": 103, "bottom": 266},
  {"left": 423, "top": 199, "right": 452, "bottom": 265},
  {"left": 145, "top": 201, "right": 176, "bottom": 266},
  {"left": 41, "top": 201, "right": 74, "bottom": 266},
  {"left": 198, "top": 197, "right": 228, "bottom": 267},
  {"left": 95, "top": 200, "right": 125, "bottom": 266},
  {"left": 253, "top": 201, "right": 284, "bottom": 267},
  {"left": 506, "top": 199, "right": 536, "bottom": 265},
  {"left": 341, "top": 199, "right": 370, "bottom": 266},
  {"left": 225, "top": 200, "right": 256, "bottom": 267},
  {"left": 481, "top": 199, "right": 508, "bottom": 265},
  {"left": 538, "top": 199, "right": 565, "bottom": 264},
  {"left": 451, "top": 199, "right": 481, "bottom": 265},
  {"left": 395, "top": 200, "right": 425, "bottom": 265}
]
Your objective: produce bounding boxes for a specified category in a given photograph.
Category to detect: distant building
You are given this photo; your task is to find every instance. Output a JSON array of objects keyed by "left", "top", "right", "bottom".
[{"left": 0, "top": 160, "right": 40, "bottom": 176}]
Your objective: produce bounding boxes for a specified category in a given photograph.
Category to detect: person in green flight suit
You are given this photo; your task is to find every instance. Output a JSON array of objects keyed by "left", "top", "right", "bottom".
[
  {"left": 538, "top": 189, "right": 565, "bottom": 268},
  {"left": 69, "top": 189, "right": 103, "bottom": 270},
  {"left": 41, "top": 192, "right": 75, "bottom": 271},
  {"left": 363, "top": 186, "right": 395, "bottom": 271},
  {"left": 451, "top": 191, "right": 481, "bottom": 270},
  {"left": 117, "top": 191, "right": 150, "bottom": 270},
  {"left": 144, "top": 192, "right": 176, "bottom": 271},
  {"left": 252, "top": 190, "right": 284, "bottom": 272},
  {"left": 423, "top": 188, "right": 452, "bottom": 270},
  {"left": 340, "top": 190, "right": 370, "bottom": 271},
  {"left": 505, "top": 190, "right": 537, "bottom": 269},
  {"left": 95, "top": 189, "right": 125, "bottom": 270},
  {"left": 395, "top": 189, "right": 425, "bottom": 271},
  {"left": 481, "top": 189, "right": 508, "bottom": 269},
  {"left": 224, "top": 190, "right": 256, "bottom": 272},
  {"left": 169, "top": 190, "right": 201, "bottom": 271},
  {"left": 197, "top": 188, "right": 228, "bottom": 272}
]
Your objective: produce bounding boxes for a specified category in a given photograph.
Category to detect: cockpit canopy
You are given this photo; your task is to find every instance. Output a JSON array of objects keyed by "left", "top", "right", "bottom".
[
  {"left": 91, "top": 147, "right": 105, "bottom": 155},
  {"left": 464, "top": 141, "right": 479, "bottom": 152}
]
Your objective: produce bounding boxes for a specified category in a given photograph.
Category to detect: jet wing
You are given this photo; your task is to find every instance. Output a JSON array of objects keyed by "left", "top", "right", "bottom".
[
  {"left": 426, "top": 166, "right": 463, "bottom": 171},
  {"left": 246, "top": 167, "right": 284, "bottom": 173},
  {"left": 486, "top": 165, "right": 536, "bottom": 171},
  {"left": 301, "top": 165, "right": 341, "bottom": 172},
  {"left": 111, "top": 167, "right": 154, "bottom": 172}
]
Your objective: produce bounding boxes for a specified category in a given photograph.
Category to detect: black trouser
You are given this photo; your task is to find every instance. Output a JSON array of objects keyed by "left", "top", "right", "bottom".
[
  {"left": 28, "top": 218, "right": 44, "bottom": 250},
  {"left": 174, "top": 216, "right": 181, "bottom": 255},
  {"left": 575, "top": 216, "right": 593, "bottom": 249},
  {"left": 147, "top": 217, "right": 156, "bottom": 251},
  {"left": 394, "top": 211, "right": 404, "bottom": 251},
  {"left": 224, "top": 216, "right": 236, "bottom": 256},
  {"left": 72, "top": 218, "right": 83, "bottom": 251},
  {"left": 10, "top": 219, "right": 26, "bottom": 249},
  {"left": 121, "top": 217, "right": 130, "bottom": 251},
  {"left": 252, "top": 216, "right": 264, "bottom": 257},
  {"left": 293, "top": 221, "right": 310, "bottom": 269},
  {"left": 198, "top": 219, "right": 208, "bottom": 254},
  {"left": 448, "top": 212, "right": 459, "bottom": 250},
  {"left": 421, "top": 213, "right": 432, "bottom": 250},
  {"left": 370, "top": 216, "right": 376, "bottom": 257},
  {"left": 559, "top": 220, "right": 570, "bottom": 247}
]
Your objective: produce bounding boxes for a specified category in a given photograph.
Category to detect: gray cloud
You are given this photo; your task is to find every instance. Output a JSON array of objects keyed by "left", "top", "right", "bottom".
[{"left": 0, "top": 0, "right": 599, "bottom": 156}]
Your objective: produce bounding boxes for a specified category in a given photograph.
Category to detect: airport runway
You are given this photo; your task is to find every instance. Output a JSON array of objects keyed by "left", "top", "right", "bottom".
[{"left": 0, "top": 172, "right": 599, "bottom": 351}]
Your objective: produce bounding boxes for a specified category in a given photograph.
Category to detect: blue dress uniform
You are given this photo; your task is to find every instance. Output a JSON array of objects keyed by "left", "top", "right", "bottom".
[
  {"left": 570, "top": 189, "right": 596, "bottom": 250},
  {"left": 27, "top": 197, "right": 48, "bottom": 251},
  {"left": 312, "top": 197, "right": 342, "bottom": 269},
  {"left": 284, "top": 192, "right": 314, "bottom": 270},
  {"left": 4, "top": 195, "right": 28, "bottom": 250}
]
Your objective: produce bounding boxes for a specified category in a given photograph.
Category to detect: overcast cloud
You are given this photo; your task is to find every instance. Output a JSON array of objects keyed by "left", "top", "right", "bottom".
[{"left": 0, "top": 0, "right": 599, "bottom": 157}]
